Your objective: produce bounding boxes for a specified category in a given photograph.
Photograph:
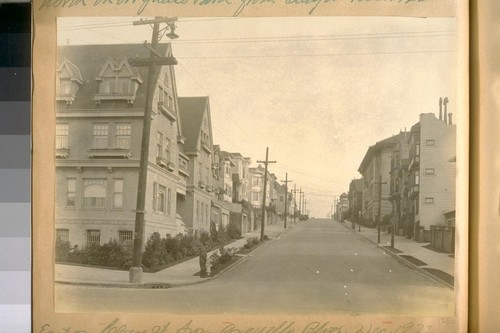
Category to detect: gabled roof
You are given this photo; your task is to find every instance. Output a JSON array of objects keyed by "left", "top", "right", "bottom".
[
  {"left": 95, "top": 57, "right": 142, "bottom": 83},
  {"left": 57, "top": 43, "right": 171, "bottom": 109},
  {"left": 177, "top": 96, "right": 209, "bottom": 152},
  {"left": 58, "top": 58, "right": 83, "bottom": 84},
  {"left": 358, "top": 133, "right": 402, "bottom": 173}
]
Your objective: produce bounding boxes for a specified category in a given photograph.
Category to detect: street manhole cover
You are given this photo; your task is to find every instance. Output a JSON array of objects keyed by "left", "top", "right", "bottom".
[{"left": 144, "top": 283, "right": 171, "bottom": 289}]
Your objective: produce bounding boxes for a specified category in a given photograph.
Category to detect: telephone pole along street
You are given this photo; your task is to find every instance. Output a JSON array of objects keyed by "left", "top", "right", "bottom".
[
  {"left": 129, "top": 17, "right": 179, "bottom": 283},
  {"left": 56, "top": 219, "right": 454, "bottom": 315},
  {"left": 257, "top": 147, "right": 276, "bottom": 242},
  {"left": 281, "top": 173, "right": 292, "bottom": 228}
]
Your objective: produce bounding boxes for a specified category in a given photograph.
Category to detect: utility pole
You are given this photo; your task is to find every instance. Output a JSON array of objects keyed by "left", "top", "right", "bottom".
[
  {"left": 292, "top": 184, "right": 297, "bottom": 225},
  {"left": 129, "top": 17, "right": 179, "bottom": 283},
  {"left": 298, "top": 188, "right": 303, "bottom": 219},
  {"left": 257, "top": 147, "right": 276, "bottom": 242},
  {"left": 375, "top": 175, "right": 387, "bottom": 244},
  {"left": 304, "top": 197, "right": 309, "bottom": 215},
  {"left": 281, "top": 173, "right": 292, "bottom": 229}
]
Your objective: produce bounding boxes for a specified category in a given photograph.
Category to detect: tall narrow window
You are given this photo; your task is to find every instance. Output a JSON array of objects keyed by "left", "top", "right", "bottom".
[
  {"left": 56, "top": 124, "right": 69, "bottom": 149},
  {"left": 63, "top": 79, "right": 72, "bottom": 94},
  {"left": 198, "top": 162, "right": 203, "bottom": 183},
  {"left": 201, "top": 202, "right": 205, "bottom": 224},
  {"left": 158, "top": 86, "right": 164, "bottom": 104},
  {"left": 113, "top": 179, "right": 123, "bottom": 209},
  {"left": 115, "top": 123, "right": 131, "bottom": 149},
  {"left": 196, "top": 201, "right": 200, "bottom": 223},
  {"left": 117, "top": 78, "right": 131, "bottom": 94},
  {"left": 206, "top": 166, "right": 209, "bottom": 185},
  {"left": 167, "top": 188, "right": 172, "bottom": 215},
  {"left": 100, "top": 78, "right": 112, "bottom": 94},
  {"left": 93, "top": 124, "right": 108, "bottom": 149},
  {"left": 83, "top": 179, "right": 106, "bottom": 208},
  {"left": 66, "top": 178, "right": 76, "bottom": 207},
  {"left": 158, "top": 185, "right": 166, "bottom": 213},
  {"left": 87, "top": 230, "right": 100, "bottom": 246},
  {"left": 205, "top": 204, "right": 209, "bottom": 224},
  {"left": 153, "top": 182, "right": 157, "bottom": 211},
  {"left": 156, "top": 132, "right": 163, "bottom": 158},
  {"left": 165, "top": 138, "right": 171, "bottom": 162}
]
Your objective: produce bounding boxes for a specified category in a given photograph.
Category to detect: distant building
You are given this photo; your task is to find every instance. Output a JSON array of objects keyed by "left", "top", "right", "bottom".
[
  {"left": 338, "top": 193, "right": 349, "bottom": 220},
  {"left": 230, "top": 152, "right": 251, "bottom": 203},
  {"left": 348, "top": 179, "right": 363, "bottom": 221},
  {"left": 358, "top": 133, "right": 405, "bottom": 227},
  {"left": 388, "top": 131, "right": 410, "bottom": 236}
]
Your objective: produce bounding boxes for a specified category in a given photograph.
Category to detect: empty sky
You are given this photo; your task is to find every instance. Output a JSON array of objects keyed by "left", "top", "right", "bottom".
[{"left": 57, "top": 16, "right": 458, "bottom": 217}]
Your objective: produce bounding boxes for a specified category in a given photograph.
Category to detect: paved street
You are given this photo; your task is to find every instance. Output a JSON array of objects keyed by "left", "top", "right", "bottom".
[{"left": 55, "top": 219, "right": 454, "bottom": 316}]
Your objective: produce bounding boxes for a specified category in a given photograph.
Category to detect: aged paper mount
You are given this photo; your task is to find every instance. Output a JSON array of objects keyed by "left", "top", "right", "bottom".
[{"left": 33, "top": 1, "right": 469, "bottom": 332}]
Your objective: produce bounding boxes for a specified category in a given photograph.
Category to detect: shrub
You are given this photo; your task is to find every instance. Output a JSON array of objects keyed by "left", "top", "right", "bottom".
[
  {"left": 142, "top": 232, "right": 168, "bottom": 268},
  {"left": 244, "top": 238, "right": 254, "bottom": 249},
  {"left": 57, "top": 239, "right": 132, "bottom": 268},
  {"left": 165, "top": 236, "right": 182, "bottom": 260},
  {"left": 216, "top": 225, "right": 230, "bottom": 244},
  {"left": 252, "top": 237, "right": 260, "bottom": 245},
  {"left": 227, "top": 221, "right": 241, "bottom": 239},
  {"left": 100, "top": 239, "right": 132, "bottom": 267},
  {"left": 55, "top": 238, "right": 71, "bottom": 262},
  {"left": 209, "top": 250, "right": 221, "bottom": 268}
]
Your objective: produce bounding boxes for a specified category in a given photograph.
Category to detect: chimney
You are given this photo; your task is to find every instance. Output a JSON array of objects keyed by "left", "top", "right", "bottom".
[
  {"left": 439, "top": 97, "right": 443, "bottom": 120},
  {"left": 443, "top": 97, "right": 449, "bottom": 123},
  {"left": 448, "top": 113, "right": 453, "bottom": 125}
]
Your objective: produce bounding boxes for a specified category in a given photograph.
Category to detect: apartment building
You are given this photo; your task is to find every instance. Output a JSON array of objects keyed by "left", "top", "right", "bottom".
[
  {"left": 407, "top": 106, "right": 456, "bottom": 242},
  {"left": 55, "top": 43, "right": 185, "bottom": 248}
]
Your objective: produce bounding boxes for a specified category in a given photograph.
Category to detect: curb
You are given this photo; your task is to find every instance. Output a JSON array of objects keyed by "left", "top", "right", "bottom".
[
  {"left": 339, "top": 221, "right": 454, "bottom": 290},
  {"left": 55, "top": 226, "right": 291, "bottom": 289}
]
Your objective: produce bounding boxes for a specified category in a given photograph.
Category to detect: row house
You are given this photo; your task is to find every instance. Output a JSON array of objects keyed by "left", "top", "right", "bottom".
[
  {"left": 177, "top": 96, "right": 215, "bottom": 234},
  {"left": 358, "top": 133, "right": 404, "bottom": 227},
  {"left": 55, "top": 44, "right": 186, "bottom": 248},
  {"left": 248, "top": 165, "right": 278, "bottom": 227},
  {"left": 229, "top": 153, "right": 256, "bottom": 233},
  {"left": 211, "top": 145, "right": 233, "bottom": 230},
  {"left": 388, "top": 131, "right": 410, "bottom": 236},
  {"left": 230, "top": 152, "right": 251, "bottom": 203}
]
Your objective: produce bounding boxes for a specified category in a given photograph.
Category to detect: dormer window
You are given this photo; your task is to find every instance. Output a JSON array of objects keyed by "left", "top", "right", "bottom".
[
  {"left": 93, "top": 57, "right": 143, "bottom": 104},
  {"left": 56, "top": 58, "right": 83, "bottom": 104}
]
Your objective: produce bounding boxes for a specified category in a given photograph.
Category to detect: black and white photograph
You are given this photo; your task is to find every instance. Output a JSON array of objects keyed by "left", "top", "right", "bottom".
[{"left": 48, "top": 13, "right": 466, "bottom": 324}]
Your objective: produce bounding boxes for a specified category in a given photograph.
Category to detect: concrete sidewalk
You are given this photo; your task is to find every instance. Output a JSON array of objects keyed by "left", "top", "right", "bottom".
[
  {"left": 55, "top": 222, "right": 291, "bottom": 288},
  {"left": 340, "top": 220, "right": 455, "bottom": 288}
]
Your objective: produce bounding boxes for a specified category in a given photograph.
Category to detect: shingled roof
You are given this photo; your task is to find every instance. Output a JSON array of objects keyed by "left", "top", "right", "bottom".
[
  {"left": 57, "top": 43, "right": 171, "bottom": 110},
  {"left": 177, "top": 96, "right": 209, "bottom": 152}
]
